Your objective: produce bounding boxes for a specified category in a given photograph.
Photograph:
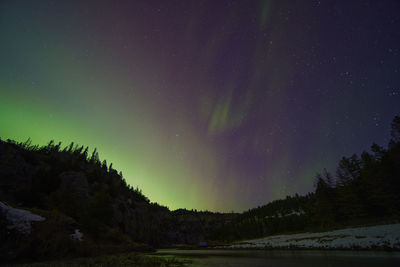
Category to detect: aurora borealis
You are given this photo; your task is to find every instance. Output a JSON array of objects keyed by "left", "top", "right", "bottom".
[{"left": 1, "top": 1, "right": 399, "bottom": 212}]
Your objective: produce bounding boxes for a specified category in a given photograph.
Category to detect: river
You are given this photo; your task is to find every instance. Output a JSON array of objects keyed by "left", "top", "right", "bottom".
[{"left": 155, "top": 249, "right": 400, "bottom": 267}]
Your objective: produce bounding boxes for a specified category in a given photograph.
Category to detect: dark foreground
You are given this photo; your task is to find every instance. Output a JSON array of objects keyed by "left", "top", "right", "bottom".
[
  {"left": 8, "top": 252, "right": 189, "bottom": 267},
  {"left": 156, "top": 249, "right": 400, "bottom": 267},
  {"left": 7, "top": 249, "right": 400, "bottom": 266}
]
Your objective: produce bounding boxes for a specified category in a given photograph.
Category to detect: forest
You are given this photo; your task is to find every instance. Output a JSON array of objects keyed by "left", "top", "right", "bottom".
[{"left": 209, "top": 116, "right": 400, "bottom": 241}]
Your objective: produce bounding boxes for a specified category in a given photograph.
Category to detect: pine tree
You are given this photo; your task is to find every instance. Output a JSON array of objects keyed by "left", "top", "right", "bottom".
[{"left": 390, "top": 115, "right": 400, "bottom": 143}]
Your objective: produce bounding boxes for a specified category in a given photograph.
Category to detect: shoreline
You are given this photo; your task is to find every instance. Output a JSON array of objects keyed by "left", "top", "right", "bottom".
[
  {"left": 214, "top": 223, "right": 400, "bottom": 251},
  {"left": 158, "top": 246, "right": 400, "bottom": 252}
]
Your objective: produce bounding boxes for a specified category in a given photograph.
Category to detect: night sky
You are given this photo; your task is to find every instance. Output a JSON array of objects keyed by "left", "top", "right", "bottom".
[{"left": 1, "top": 1, "right": 399, "bottom": 212}]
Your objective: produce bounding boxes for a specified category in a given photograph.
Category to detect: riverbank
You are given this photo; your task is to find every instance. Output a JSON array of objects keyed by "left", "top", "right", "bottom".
[
  {"left": 220, "top": 223, "right": 400, "bottom": 250},
  {"left": 155, "top": 249, "right": 400, "bottom": 267},
  {"left": 9, "top": 252, "right": 191, "bottom": 267}
]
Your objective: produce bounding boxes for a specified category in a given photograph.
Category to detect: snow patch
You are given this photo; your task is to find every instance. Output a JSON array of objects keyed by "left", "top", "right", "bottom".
[
  {"left": 223, "top": 224, "right": 400, "bottom": 250},
  {"left": 70, "top": 229, "right": 83, "bottom": 241},
  {"left": 0, "top": 201, "right": 45, "bottom": 235},
  {"left": 265, "top": 209, "right": 305, "bottom": 219}
]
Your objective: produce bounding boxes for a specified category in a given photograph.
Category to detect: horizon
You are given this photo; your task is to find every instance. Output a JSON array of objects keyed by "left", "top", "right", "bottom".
[
  {"left": 0, "top": 132, "right": 397, "bottom": 214},
  {"left": 1, "top": 1, "right": 399, "bottom": 212}
]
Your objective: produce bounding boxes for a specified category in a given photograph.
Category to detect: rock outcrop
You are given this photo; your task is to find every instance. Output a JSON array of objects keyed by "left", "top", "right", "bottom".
[{"left": 0, "top": 201, "right": 45, "bottom": 235}]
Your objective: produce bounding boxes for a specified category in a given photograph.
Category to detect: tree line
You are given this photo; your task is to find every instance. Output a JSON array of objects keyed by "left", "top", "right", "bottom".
[{"left": 209, "top": 116, "right": 400, "bottom": 241}]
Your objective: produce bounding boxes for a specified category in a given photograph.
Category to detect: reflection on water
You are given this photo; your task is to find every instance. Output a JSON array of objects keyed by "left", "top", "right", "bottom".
[{"left": 155, "top": 249, "right": 400, "bottom": 267}]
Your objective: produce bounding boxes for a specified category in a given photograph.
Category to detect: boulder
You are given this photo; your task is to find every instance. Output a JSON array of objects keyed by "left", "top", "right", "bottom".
[{"left": 0, "top": 201, "right": 45, "bottom": 235}]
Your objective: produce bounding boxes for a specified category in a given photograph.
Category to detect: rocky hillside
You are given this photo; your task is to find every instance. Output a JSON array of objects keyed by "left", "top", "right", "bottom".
[{"left": 0, "top": 138, "right": 233, "bottom": 262}]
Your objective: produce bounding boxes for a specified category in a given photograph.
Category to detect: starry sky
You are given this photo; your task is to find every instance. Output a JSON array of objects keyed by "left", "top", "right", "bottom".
[{"left": 1, "top": 1, "right": 399, "bottom": 212}]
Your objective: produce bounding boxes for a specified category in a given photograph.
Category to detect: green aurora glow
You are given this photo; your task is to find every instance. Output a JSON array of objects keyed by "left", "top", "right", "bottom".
[{"left": 1, "top": 1, "right": 399, "bottom": 212}]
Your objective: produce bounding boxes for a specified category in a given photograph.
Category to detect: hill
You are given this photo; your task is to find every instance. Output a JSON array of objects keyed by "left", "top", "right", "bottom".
[{"left": 0, "top": 138, "right": 233, "bottom": 262}]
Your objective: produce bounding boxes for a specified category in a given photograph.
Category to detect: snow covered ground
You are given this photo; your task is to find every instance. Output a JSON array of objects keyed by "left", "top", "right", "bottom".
[
  {"left": 0, "top": 201, "right": 45, "bottom": 235},
  {"left": 225, "top": 224, "right": 400, "bottom": 250}
]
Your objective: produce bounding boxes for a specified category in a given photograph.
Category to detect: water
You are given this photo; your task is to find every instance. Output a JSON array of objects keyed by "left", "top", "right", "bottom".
[{"left": 155, "top": 249, "right": 400, "bottom": 267}]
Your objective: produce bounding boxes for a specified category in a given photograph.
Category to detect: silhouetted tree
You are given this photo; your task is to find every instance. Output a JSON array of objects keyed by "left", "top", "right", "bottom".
[
  {"left": 82, "top": 146, "right": 89, "bottom": 160},
  {"left": 390, "top": 115, "right": 400, "bottom": 143},
  {"left": 314, "top": 171, "right": 335, "bottom": 227},
  {"left": 102, "top": 160, "right": 108, "bottom": 172},
  {"left": 90, "top": 148, "right": 100, "bottom": 164},
  {"left": 67, "top": 142, "right": 74, "bottom": 153}
]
